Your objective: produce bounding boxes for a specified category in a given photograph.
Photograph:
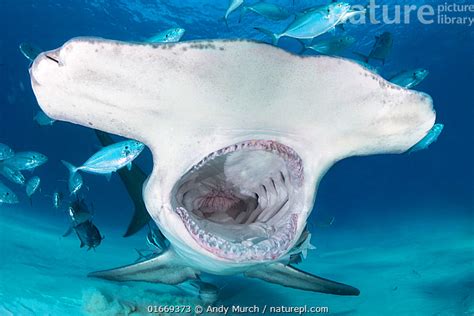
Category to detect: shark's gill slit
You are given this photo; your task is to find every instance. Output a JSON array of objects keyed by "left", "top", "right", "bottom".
[{"left": 172, "top": 140, "right": 304, "bottom": 262}]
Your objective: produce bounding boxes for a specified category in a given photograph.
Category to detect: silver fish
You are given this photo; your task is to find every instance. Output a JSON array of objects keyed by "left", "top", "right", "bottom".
[
  {"left": 64, "top": 166, "right": 83, "bottom": 196},
  {"left": 240, "top": 3, "right": 291, "bottom": 22},
  {"left": 146, "top": 225, "right": 168, "bottom": 252},
  {"left": 409, "top": 124, "right": 444, "bottom": 153},
  {"left": 0, "top": 164, "right": 25, "bottom": 185},
  {"left": 3, "top": 151, "right": 48, "bottom": 171},
  {"left": 61, "top": 140, "right": 144, "bottom": 194},
  {"left": 224, "top": 0, "right": 244, "bottom": 27},
  {"left": 33, "top": 110, "right": 56, "bottom": 126},
  {"left": 0, "top": 143, "right": 14, "bottom": 160},
  {"left": 135, "top": 225, "right": 168, "bottom": 261},
  {"left": 74, "top": 220, "right": 104, "bottom": 250},
  {"left": 389, "top": 68, "right": 429, "bottom": 89},
  {"left": 350, "top": 58, "right": 380, "bottom": 74},
  {"left": 67, "top": 198, "right": 93, "bottom": 225},
  {"left": 52, "top": 191, "right": 63, "bottom": 209},
  {"left": 146, "top": 28, "right": 185, "bottom": 43},
  {"left": 26, "top": 176, "right": 41, "bottom": 197},
  {"left": 64, "top": 199, "right": 102, "bottom": 250},
  {"left": 0, "top": 180, "right": 19, "bottom": 204},
  {"left": 338, "top": 8, "right": 366, "bottom": 24},
  {"left": 19, "top": 42, "right": 42, "bottom": 62},
  {"left": 95, "top": 130, "right": 151, "bottom": 237},
  {"left": 255, "top": 2, "right": 351, "bottom": 45},
  {"left": 176, "top": 280, "right": 220, "bottom": 304},
  {"left": 353, "top": 32, "right": 393, "bottom": 64},
  {"left": 135, "top": 249, "right": 158, "bottom": 262},
  {"left": 63, "top": 198, "right": 94, "bottom": 237},
  {"left": 305, "top": 35, "right": 356, "bottom": 55}
]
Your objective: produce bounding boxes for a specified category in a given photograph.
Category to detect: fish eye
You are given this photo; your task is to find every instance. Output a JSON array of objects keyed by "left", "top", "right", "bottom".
[{"left": 125, "top": 146, "right": 129, "bottom": 149}]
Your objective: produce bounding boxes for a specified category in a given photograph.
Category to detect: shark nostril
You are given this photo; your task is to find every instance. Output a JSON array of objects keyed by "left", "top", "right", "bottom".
[{"left": 46, "top": 55, "right": 60, "bottom": 64}]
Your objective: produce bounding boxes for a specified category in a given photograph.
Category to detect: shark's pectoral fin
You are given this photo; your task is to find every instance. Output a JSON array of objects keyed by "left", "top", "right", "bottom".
[
  {"left": 88, "top": 249, "right": 198, "bottom": 285},
  {"left": 244, "top": 263, "right": 360, "bottom": 296},
  {"left": 124, "top": 205, "right": 151, "bottom": 237}
]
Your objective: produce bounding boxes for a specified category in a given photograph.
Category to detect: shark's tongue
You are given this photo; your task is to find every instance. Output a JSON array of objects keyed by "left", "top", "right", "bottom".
[{"left": 172, "top": 140, "right": 305, "bottom": 262}]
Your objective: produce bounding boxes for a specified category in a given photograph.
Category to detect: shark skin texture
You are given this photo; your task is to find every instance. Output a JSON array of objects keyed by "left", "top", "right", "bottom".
[{"left": 29, "top": 38, "right": 435, "bottom": 295}]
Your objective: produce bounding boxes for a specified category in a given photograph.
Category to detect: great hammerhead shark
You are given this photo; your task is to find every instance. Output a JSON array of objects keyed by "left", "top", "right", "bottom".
[{"left": 29, "top": 38, "right": 436, "bottom": 295}]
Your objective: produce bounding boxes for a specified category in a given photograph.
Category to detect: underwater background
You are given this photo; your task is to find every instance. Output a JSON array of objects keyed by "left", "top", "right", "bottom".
[{"left": 0, "top": 0, "right": 473, "bottom": 315}]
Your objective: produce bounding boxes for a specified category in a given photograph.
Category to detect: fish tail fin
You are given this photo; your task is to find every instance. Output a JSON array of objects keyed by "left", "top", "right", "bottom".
[
  {"left": 61, "top": 160, "right": 83, "bottom": 194},
  {"left": 297, "top": 40, "right": 309, "bottom": 54},
  {"left": 61, "top": 160, "right": 78, "bottom": 175},
  {"left": 135, "top": 249, "right": 146, "bottom": 261},
  {"left": 254, "top": 27, "right": 281, "bottom": 46},
  {"left": 353, "top": 51, "right": 369, "bottom": 63}
]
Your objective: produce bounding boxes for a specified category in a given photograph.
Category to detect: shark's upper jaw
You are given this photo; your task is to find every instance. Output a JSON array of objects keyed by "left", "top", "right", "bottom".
[{"left": 170, "top": 140, "right": 305, "bottom": 262}]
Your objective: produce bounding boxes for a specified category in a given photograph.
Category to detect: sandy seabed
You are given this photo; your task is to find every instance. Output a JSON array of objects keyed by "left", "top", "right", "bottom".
[{"left": 0, "top": 206, "right": 472, "bottom": 316}]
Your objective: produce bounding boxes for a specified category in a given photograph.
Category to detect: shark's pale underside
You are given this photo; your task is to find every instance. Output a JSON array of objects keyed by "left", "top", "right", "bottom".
[{"left": 29, "top": 38, "right": 436, "bottom": 295}]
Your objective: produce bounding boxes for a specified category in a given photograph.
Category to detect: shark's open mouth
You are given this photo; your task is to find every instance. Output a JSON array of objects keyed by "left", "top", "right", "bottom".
[{"left": 172, "top": 140, "right": 305, "bottom": 262}]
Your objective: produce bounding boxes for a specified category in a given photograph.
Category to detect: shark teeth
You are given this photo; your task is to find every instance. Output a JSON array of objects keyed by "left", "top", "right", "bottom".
[{"left": 176, "top": 207, "right": 298, "bottom": 262}]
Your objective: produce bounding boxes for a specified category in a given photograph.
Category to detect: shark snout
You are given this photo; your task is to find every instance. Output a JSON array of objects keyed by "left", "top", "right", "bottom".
[{"left": 30, "top": 49, "right": 62, "bottom": 86}]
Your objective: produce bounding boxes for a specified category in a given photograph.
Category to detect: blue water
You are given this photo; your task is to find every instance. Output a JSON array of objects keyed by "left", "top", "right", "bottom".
[{"left": 0, "top": 0, "right": 473, "bottom": 315}]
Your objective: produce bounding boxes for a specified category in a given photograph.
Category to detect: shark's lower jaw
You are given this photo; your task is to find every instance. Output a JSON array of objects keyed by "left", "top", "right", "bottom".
[{"left": 172, "top": 140, "right": 305, "bottom": 263}]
